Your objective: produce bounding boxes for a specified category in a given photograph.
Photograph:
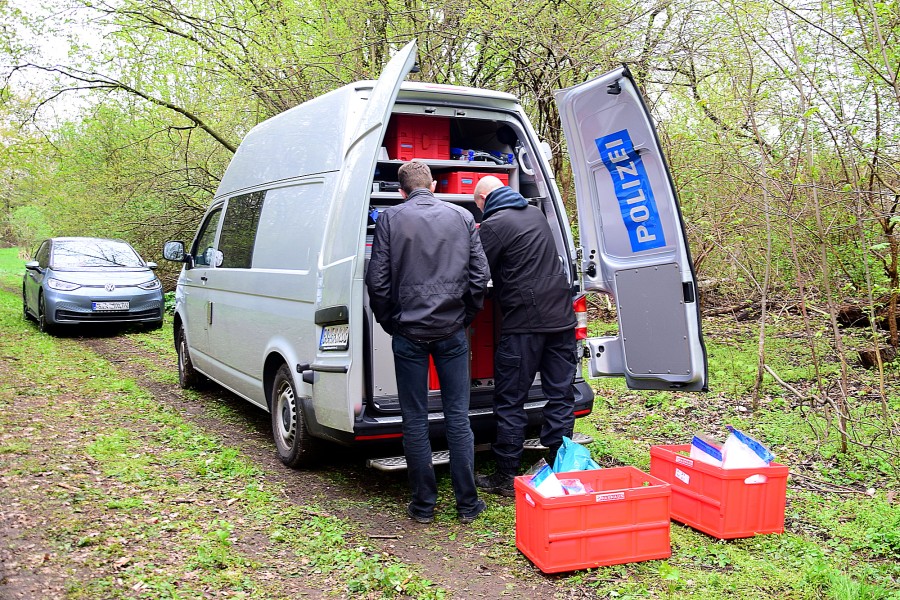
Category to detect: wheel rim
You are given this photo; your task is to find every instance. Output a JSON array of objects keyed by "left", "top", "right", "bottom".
[
  {"left": 275, "top": 380, "right": 297, "bottom": 449},
  {"left": 38, "top": 297, "right": 46, "bottom": 330},
  {"left": 178, "top": 334, "right": 188, "bottom": 379}
]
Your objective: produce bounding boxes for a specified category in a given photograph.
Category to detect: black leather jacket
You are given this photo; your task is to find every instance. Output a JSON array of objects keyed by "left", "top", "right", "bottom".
[
  {"left": 478, "top": 186, "right": 576, "bottom": 334},
  {"left": 366, "top": 189, "right": 489, "bottom": 341}
]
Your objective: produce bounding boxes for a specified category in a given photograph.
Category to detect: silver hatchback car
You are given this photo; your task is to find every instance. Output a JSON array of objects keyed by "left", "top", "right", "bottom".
[{"left": 22, "top": 237, "right": 164, "bottom": 333}]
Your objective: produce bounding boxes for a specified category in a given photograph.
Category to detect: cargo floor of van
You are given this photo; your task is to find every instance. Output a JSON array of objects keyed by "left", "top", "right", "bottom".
[{"left": 366, "top": 432, "right": 595, "bottom": 471}]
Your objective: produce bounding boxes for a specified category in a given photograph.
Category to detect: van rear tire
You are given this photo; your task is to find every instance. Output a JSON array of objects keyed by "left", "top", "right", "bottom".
[{"left": 271, "top": 364, "right": 318, "bottom": 468}]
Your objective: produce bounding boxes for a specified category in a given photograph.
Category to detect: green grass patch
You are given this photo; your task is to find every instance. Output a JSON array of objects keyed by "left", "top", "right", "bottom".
[
  {"left": 0, "top": 247, "right": 26, "bottom": 288},
  {"left": 0, "top": 284, "right": 446, "bottom": 599}
]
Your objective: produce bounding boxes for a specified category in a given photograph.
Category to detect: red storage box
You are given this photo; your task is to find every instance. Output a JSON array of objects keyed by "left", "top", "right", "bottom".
[
  {"left": 384, "top": 115, "right": 450, "bottom": 160},
  {"left": 515, "top": 467, "right": 671, "bottom": 573},
  {"left": 437, "top": 171, "right": 509, "bottom": 194},
  {"left": 469, "top": 298, "right": 494, "bottom": 380},
  {"left": 649, "top": 444, "right": 789, "bottom": 539},
  {"left": 428, "top": 358, "right": 439, "bottom": 390},
  {"left": 428, "top": 300, "right": 495, "bottom": 389}
]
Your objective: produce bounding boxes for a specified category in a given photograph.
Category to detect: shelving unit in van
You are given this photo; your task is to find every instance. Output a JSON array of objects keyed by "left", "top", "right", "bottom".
[
  {"left": 364, "top": 113, "right": 524, "bottom": 402},
  {"left": 371, "top": 159, "right": 519, "bottom": 213}
]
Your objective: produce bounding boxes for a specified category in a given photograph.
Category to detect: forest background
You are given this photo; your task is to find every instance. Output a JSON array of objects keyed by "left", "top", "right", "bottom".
[{"left": 0, "top": 0, "right": 899, "bottom": 596}]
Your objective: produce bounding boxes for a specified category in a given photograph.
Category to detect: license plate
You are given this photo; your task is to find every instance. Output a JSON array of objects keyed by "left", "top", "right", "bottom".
[
  {"left": 92, "top": 301, "right": 130, "bottom": 311},
  {"left": 319, "top": 324, "right": 349, "bottom": 350}
]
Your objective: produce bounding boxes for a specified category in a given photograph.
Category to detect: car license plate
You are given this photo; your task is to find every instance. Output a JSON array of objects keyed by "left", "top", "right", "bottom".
[
  {"left": 319, "top": 324, "right": 349, "bottom": 350},
  {"left": 92, "top": 301, "right": 130, "bottom": 311}
]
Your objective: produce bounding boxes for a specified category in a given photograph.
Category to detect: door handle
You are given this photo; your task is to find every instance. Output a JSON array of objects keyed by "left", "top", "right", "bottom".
[{"left": 200, "top": 276, "right": 208, "bottom": 282}]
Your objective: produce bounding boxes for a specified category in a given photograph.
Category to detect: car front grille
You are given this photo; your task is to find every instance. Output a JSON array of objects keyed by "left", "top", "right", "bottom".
[{"left": 55, "top": 303, "right": 162, "bottom": 323}]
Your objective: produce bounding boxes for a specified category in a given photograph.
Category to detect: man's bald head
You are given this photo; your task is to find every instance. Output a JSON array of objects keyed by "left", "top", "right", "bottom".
[{"left": 473, "top": 175, "right": 506, "bottom": 211}]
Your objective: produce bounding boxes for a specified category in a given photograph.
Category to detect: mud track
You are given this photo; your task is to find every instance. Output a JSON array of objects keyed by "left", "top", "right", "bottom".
[{"left": 17, "top": 324, "right": 572, "bottom": 598}]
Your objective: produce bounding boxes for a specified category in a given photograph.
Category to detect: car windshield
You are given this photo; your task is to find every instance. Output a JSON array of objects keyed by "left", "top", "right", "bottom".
[{"left": 51, "top": 239, "right": 144, "bottom": 268}]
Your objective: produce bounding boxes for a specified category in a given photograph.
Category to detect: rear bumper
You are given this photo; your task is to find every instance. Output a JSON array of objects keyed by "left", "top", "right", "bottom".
[{"left": 312, "top": 379, "right": 594, "bottom": 447}]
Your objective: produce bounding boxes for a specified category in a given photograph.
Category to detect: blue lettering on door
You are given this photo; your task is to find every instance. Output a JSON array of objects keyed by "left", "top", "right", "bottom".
[{"left": 595, "top": 130, "right": 666, "bottom": 252}]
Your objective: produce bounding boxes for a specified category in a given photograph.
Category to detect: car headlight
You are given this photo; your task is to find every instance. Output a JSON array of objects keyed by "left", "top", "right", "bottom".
[
  {"left": 137, "top": 278, "right": 162, "bottom": 290},
  {"left": 47, "top": 278, "right": 81, "bottom": 291}
]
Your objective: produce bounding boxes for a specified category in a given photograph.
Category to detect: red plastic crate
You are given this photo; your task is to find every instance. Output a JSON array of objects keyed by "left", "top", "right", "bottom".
[
  {"left": 649, "top": 444, "right": 789, "bottom": 539},
  {"left": 437, "top": 171, "right": 509, "bottom": 194},
  {"left": 384, "top": 115, "right": 450, "bottom": 160},
  {"left": 469, "top": 298, "right": 494, "bottom": 380},
  {"left": 428, "top": 358, "right": 440, "bottom": 390},
  {"left": 515, "top": 467, "right": 671, "bottom": 573},
  {"left": 428, "top": 300, "right": 495, "bottom": 389}
]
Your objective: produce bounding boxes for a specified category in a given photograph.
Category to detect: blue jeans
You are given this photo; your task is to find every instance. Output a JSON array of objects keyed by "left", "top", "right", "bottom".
[{"left": 392, "top": 328, "right": 479, "bottom": 518}]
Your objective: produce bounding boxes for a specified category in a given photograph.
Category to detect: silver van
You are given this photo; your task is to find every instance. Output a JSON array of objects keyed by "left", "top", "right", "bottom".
[{"left": 163, "top": 41, "right": 707, "bottom": 469}]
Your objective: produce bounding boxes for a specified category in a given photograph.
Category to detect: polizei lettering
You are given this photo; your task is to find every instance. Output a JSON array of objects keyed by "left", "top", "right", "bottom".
[{"left": 595, "top": 130, "right": 666, "bottom": 252}]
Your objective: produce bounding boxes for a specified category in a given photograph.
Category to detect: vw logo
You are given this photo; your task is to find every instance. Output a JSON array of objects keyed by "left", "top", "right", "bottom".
[{"left": 105, "top": 283, "right": 116, "bottom": 292}]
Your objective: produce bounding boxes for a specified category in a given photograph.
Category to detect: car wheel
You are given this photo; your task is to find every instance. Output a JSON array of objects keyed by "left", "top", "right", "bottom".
[
  {"left": 38, "top": 294, "right": 54, "bottom": 334},
  {"left": 22, "top": 288, "right": 31, "bottom": 321},
  {"left": 271, "top": 363, "right": 318, "bottom": 468},
  {"left": 146, "top": 319, "right": 164, "bottom": 332},
  {"left": 176, "top": 326, "right": 201, "bottom": 389}
]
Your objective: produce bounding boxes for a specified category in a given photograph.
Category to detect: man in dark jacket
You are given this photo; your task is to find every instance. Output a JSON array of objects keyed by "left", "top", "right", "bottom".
[
  {"left": 472, "top": 175, "right": 578, "bottom": 497},
  {"left": 366, "top": 161, "right": 490, "bottom": 524}
]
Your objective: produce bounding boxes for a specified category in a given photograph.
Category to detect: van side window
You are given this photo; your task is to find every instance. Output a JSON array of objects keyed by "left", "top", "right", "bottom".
[
  {"left": 251, "top": 181, "right": 328, "bottom": 271},
  {"left": 193, "top": 207, "right": 223, "bottom": 267},
  {"left": 218, "top": 191, "right": 265, "bottom": 269}
]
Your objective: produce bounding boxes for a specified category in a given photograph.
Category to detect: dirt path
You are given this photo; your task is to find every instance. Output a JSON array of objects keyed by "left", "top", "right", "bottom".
[{"left": 2, "top": 320, "right": 570, "bottom": 598}]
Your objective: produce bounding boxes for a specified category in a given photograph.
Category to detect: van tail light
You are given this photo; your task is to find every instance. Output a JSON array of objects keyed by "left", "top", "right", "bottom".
[{"left": 574, "top": 295, "right": 588, "bottom": 340}]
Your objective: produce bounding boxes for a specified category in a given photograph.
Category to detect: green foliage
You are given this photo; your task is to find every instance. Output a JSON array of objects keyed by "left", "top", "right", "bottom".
[
  {"left": 7, "top": 206, "right": 51, "bottom": 249},
  {"left": 0, "top": 247, "right": 24, "bottom": 287}
]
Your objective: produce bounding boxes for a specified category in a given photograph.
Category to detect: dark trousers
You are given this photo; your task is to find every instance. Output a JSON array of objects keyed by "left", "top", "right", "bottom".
[
  {"left": 491, "top": 330, "right": 577, "bottom": 474},
  {"left": 392, "top": 329, "right": 480, "bottom": 518}
]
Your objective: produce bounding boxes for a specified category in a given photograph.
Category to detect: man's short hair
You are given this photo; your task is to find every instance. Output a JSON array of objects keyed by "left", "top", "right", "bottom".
[{"left": 398, "top": 161, "right": 433, "bottom": 194}]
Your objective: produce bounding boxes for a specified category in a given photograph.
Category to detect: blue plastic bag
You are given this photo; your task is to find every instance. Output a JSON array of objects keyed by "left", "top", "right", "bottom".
[{"left": 552, "top": 436, "right": 601, "bottom": 472}]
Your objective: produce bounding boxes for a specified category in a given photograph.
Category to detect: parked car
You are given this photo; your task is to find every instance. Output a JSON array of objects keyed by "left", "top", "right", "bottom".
[
  {"left": 23, "top": 237, "right": 164, "bottom": 333},
  {"left": 163, "top": 40, "right": 707, "bottom": 470}
]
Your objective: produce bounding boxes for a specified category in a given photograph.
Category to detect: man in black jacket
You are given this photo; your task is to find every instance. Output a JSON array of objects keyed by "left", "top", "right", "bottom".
[
  {"left": 472, "top": 175, "right": 578, "bottom": 497},
  {"left": 366, "top": 161, "right": 490, "bottom": 523}
]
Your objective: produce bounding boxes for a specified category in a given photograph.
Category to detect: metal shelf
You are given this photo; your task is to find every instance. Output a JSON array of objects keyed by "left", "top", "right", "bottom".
[
  {"left": 370, "top": 192, "right": 477, "bottom": 202},
  {"left": 377, "top": 159, "right": 516, "bottom": 170}
]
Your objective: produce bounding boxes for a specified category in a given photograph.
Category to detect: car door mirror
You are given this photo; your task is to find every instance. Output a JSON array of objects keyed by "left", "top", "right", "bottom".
[
  {"left": 163, "top": 241, "right": 186, "bottom": 262},
  {"left": 24, "top": 260, "right": 41, "bottom": 271}
]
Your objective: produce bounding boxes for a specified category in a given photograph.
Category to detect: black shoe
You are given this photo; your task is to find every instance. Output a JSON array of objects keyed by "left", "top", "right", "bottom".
[
  {"left": 546, "top": 442, "right": 562, "bottom": 469},
  {"left": 459, "top": 499, "right": 487, "bottom": 524},
  {"left": 406, "top": 504, "right": 434, "bottom": 524},
  {"left": 475, "top": 472, "right": 515, "bottom": 497}
]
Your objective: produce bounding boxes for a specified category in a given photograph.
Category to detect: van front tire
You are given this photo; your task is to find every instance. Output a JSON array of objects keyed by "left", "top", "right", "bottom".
[
  {"left": 271, "top": 364, "right": 317, "bottom": 468},
  {"left": 176, "top": 326, "right": 202, "bottom": 389}
]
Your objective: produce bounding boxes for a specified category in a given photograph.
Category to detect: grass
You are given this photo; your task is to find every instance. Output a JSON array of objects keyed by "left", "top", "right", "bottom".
[
  {"left": 0, "top": 248, "right": 446, "bottom": 598},
  {"left": 2, "top": 244, "right": 899, "bottom": 598}
]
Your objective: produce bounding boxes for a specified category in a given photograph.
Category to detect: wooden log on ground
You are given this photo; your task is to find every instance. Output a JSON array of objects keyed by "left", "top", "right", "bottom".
[{"left": 858, "top": 345, "right": 897, "bottom": 369}]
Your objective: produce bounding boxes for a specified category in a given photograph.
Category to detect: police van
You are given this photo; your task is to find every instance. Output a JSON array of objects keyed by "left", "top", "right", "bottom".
[{"left": 162, "top": 40, "right": 707, "bottom": 470}]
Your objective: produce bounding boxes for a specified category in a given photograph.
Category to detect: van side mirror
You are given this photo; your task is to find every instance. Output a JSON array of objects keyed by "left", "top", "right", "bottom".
[
  {"left": 24, "top": 260, "right": 41, "bottom": 271},
  {"left": 163, "top": 241, "right": 186, "bottom": 262}
]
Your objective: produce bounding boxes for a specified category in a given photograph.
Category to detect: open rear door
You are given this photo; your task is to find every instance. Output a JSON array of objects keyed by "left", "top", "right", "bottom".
[
  {"left": 555, "top": 66, "right": 707, "bottom": 391},
  {"left": 312, "top": 40, "right": 418, "bottom": 431}
]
